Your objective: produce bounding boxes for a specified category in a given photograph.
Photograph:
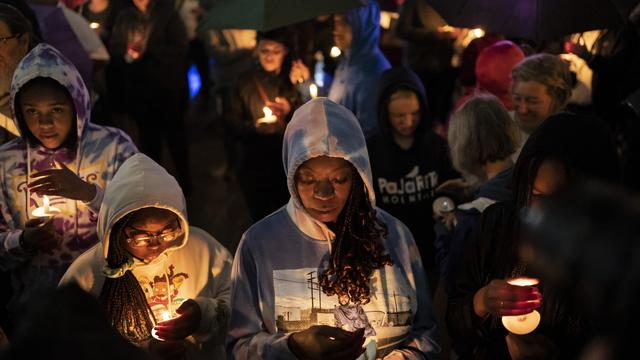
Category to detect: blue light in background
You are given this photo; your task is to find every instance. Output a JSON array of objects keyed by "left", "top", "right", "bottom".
[{"left": 188, "top": 64, "right": 201, "bottom": 98}]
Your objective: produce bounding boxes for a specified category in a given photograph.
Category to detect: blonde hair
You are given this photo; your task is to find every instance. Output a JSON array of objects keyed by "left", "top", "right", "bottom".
[
  {"left": 512, "top": 53, "right": 572, "bottom": 112},
  {"left": 448, "top": 94, "right": 519, "bottom": 179}
]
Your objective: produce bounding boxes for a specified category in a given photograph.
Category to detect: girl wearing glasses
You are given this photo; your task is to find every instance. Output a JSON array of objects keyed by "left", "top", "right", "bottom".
[{"left": 61, "top": 153, "right": 232, "bottom": 360}]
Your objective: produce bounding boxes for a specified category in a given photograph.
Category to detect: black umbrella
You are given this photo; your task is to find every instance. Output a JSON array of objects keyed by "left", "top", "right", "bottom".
[
  {"left": 427, "top": 0, "right": 639, "bottom": 41},
  {"left": 199, "top": 0, "right": 363, "bottom": 31}
]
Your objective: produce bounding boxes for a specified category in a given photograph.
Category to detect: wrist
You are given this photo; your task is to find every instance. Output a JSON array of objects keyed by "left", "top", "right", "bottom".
[
  {"left": 82, "top": 182, "right": 97, "bottom": 202},
  {"left": 473, "top": 287, "right": 488, "bottom": 318}
]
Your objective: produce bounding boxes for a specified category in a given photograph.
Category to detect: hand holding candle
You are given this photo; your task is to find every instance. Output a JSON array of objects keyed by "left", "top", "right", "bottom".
[
  {"left": 288, "top": 326, "right": 365, "bottom": 360},
  {"left": 153, "top": 299, "right": 201, "bottom": 341},
  {"left": 473, "top": 278, "right": 541, "bottom": 318},
  {"left": 21, "top": 217, "right": 62, "bottom": 252},
  {"left": 501, "top": 278, "right": 541, "bottom": 335}
]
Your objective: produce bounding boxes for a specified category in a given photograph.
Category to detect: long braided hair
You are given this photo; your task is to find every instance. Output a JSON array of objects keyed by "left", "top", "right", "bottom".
[
  {"left": 318, "top": 168, "right": 393, "bottom": 305},
  {"left": 99, "top": 214, "right": 156, "bottom": 343}
]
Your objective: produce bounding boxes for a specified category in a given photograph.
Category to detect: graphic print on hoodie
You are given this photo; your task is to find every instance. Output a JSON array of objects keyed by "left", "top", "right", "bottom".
[
  {"left": 227, "top": 98, "right": 439, "bottom": 359},
  {"left": 0, "top": 44, "right": 137, "bottom": 310},
  {"left": 60, "top": 153, "right": 233, "bottom": 360}
]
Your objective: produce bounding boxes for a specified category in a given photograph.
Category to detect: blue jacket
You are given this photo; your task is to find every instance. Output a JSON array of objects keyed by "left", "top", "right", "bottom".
[{"left": 328, "top": 1, "right": 390, "bottom": 137}]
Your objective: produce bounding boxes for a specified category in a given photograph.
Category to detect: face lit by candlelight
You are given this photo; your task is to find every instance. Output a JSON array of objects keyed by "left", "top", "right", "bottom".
[
  {"left": 258, "top": 39, "right": 287, "bottom": 73},
  {"left": 122, "top": 207, "right": 184, "bottom": 262},
  {"left": 388, "top": 91, "right": 421, "bottom": 138},
  {"left": 19, "top": 78, "right": 75, "bottom": 150},
  {"left": 512, "top": 80, "right": 556, "bottom": 134},
  {"left": 530, "top": 159, "right": 567, "bottom": 207},
  {"left": 296, "top": 156, "right": 354, "bottom": 223}
]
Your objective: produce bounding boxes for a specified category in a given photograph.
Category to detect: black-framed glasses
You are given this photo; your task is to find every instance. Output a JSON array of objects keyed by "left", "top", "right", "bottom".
[
  {"left": 124, "top": 220, "right": 183, "bottom": 247},
  {"left": 0, "top": 33, "right": 22, "bottom": 45}
]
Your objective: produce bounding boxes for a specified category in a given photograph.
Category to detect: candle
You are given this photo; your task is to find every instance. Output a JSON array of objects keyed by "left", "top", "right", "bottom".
[
  {"left": 309, "top": 84, "right": 318, "bottom": 99},
  {"left": 256, "top": 106, "right": 277, "bottom": 125},
  {"left": 501, "top": 277, "right": 541, "bottom": 335},
  {"left": 31, "top": 195, "right": 61, "bottom": 218},
  {"left": 330, "top": 46, "right": 342, "bottom": 58},
  {"left": 151, "top": 310, "right": 175, "bottom": 341},
  {"left": 89, "top": 22, "right": 100, "bottom": 29}
]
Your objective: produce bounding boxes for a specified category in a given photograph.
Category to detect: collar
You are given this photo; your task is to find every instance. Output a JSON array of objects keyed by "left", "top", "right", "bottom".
[{"left": 286, "top": 198, "right": 335, "bottom": 247}]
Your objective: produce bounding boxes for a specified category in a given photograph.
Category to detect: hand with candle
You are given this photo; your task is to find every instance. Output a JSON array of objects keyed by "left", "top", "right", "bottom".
[
  {"left": 473, "top": 279, "right": 541, "bottom": 318},
  {"left": 29, "top": 160, "right": 96, "bottom": 202},
  {"left": 289, "top": 59, "right": 311, "bottom": 85},
  {"left": 288, "top": 325, "right": 365, "bottom": 360},
  {"left": 153, "top": 299, "right": 201, "bottom": 341},
  {"left": 266, "top": 97, "right": 292, "bottom": 120},
  {"left": 21, "top": 218, "right": 62, "bottom": 252}
]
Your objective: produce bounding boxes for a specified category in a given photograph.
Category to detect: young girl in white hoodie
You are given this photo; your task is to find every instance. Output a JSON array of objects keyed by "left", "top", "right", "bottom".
[{"left": 60, "top": 154, "right": 232, "bottom": 359}]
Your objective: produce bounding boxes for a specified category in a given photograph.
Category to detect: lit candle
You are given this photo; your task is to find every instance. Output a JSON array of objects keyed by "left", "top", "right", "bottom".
[
  {"left": 471, "top": 28, "right": 485, "bottom": 38},
  {"left": 309, "top": 84, "right": 318, "bottom": 99},
  {"left": 330, "top": 46, "right": 342, "bottom": 58},
  {"left": 501, "top": 277, "right": 541, "bottom": 335},
  {"left": 89, "top": 22, "right": 100, "bottom": 30},
  {"left": 151, "top": 310, "right": 175, "bottom": 341},
  {"left": 31, "top": 195, "right": 61, "bottom": 218},
  {"left": 256, "top": 106, "right": 277, "bottom": 125}
]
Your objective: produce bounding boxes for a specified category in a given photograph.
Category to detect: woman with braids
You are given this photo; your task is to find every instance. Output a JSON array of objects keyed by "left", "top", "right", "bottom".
[
  {"left": 227, "top": 98, "right": 439, "bottom": 360},
  {"left": 446, "top": 113, "right": 620, "bottom": 359},
  {"left": 60, "top": 153, "right": 233, "bottom": 359}
]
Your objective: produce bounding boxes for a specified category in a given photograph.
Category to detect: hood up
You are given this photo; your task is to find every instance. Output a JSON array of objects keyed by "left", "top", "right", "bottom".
[
  {"left": 282, "top": 98, "right": 375, "bottom": 240},
  {"left": 10, "top": 43, "right": 91, "bottom": 141},
  {"left": 375, "top": 66, "right": 430, "bottom": 140},
  {"left": 475, "top": 40, "right": 525, "bottom": 110},
  {"left": 97, "top": 153, "right": 189, "bottom": 259},
  {"left": 345, "top": 0, "right": 381, "bottom": 61}
]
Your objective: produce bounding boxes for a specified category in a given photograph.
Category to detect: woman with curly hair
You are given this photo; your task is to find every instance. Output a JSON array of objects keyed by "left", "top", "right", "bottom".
[{"left": 227, "top": 98, "right": 439, "bottom": 360}]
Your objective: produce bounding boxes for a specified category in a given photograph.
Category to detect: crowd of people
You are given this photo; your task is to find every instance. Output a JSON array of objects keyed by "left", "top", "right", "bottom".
[{"left": 0, "top": 0, "right": 639, "bottom": 359}]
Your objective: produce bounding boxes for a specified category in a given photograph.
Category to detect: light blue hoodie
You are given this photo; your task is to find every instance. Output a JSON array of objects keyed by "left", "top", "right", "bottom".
[
  {"left": 328, "top": 1, "right": 391, "bottom": 137},
  {"left": 0, "top": 44, "right": 137, "bottom": 314},
  {"left": 227, "top": 98, "right": 439, "bottom": 359}
]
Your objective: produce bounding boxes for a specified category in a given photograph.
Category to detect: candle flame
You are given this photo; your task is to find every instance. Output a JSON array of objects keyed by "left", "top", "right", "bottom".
[
  {"left": 263, "top": 107, "right": 272, "bottom": 118},
  {"left": 330, "top": 46, "right": 342, "bottom": 58},
  {"left": 508, "top": 277, "right": 539, "bottom": 287},
  {"left": 471, "top": 28, "right": 485, "bottom": 38},
  {"left": 89, "top": 22, "right": 100, "bottom": 29},
  {"left": 43, "top": 195, "right": 50, "bottom": 207},
  {"left": 309, "top": 84, "right": 318, "bottom": 98},
  {"left": 162, "top": 311, "right": 171, "bottom": 321}
]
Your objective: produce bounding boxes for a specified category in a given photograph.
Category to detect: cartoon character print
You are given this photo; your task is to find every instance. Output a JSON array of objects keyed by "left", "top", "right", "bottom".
[{"left": 139, "top": 265, "right": 189, "bottom": 319}]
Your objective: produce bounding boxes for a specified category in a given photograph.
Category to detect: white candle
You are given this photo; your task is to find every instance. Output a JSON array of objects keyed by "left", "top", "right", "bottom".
[
  {"left": 31, "top": 195, "right": 61, "bottom": 218},
  {"left": 309, "top": 84, "right": 318, "bottom": 99},
  {"left": 257, "top": 106, "right": 277, "bottom": 125},
  {"left": 501, "top": 277, "right": 541, "bottom": 335},
  {"left": 330, "top": 46, "right": 342, "bottom": 58}
]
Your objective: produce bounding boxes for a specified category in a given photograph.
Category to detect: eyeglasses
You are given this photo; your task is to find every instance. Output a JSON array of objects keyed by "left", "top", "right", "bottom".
[
  {"left": 124, "top": 220, "right": 183, "bottom": 247},
  {"left": 0, "top": 33, "right": 22, "bottom": 45}
]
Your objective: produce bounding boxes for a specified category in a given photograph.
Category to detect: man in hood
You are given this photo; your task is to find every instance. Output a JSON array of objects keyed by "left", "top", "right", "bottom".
[
  {"left": 328, "top": 0, "right": 390, "bottom": 137},
  {"left": 60, "top": 153, "right": 232, "bottom": 359},
  {"left": 227, "top": 98, "right": 439, "bottom": 359},
  {"left": 367, "top": 66, "right": 457, "bottom": 292},
  {"left": 0, "top": 43, "right": 136, "bottom": 332}
]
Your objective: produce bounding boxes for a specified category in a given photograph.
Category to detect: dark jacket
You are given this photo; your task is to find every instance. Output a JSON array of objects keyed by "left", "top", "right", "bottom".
[
  {"left": 107, "top": 1, "right": 188, "bottom": 113},
  {"left": 447, "top": 201, "right": 591, "bottom": 359},
  {"left": 367, "top": 67, "right": 457, "bottom": 281}
]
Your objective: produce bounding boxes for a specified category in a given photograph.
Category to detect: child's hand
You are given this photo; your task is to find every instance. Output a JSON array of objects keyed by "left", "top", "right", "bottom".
[
  {"left": 22, "top": 218, "right": 62, "bottom": 253},
  {"left": 154, "top": 299, "right": 201, "bottom": 341},
  {"left": 29, "top": 160, "right": 96, "bottom": 202}
]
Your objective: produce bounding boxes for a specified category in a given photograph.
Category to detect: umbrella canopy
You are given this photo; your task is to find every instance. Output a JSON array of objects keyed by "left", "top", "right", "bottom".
[
  {"left": 428, "top": 0, "right": 639, "bottom": 41},
  {"left": 199, "top": 0, "right": 364, "bottom": 31}
]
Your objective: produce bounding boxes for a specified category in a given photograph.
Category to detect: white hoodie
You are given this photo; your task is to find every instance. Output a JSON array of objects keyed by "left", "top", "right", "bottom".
[{"left": 60, "top": 153, "right": 232, "bottom": 359}]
